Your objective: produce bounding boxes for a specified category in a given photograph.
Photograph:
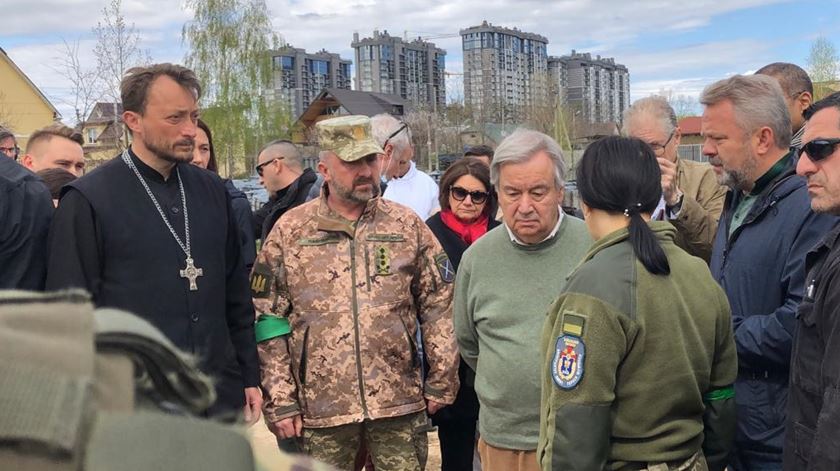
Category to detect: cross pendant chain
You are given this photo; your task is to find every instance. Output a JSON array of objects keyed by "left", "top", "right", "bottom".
[
  {"left": 122, "top": 150, "right": 206, "bottom": 292},
  {"left": 180, "top": 257, "right": 204, "bottom": 291}
]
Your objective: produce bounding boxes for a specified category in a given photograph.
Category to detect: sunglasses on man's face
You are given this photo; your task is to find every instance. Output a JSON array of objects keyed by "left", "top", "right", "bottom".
[
  {"left": 255, "top": 157, "right": 284, "bottom": 176},
  {"left": 450, "top": 186, "right": 489, "bottom": 204},
  {"left": 798, "top": 138, "right": 840, "bottom": 163}
]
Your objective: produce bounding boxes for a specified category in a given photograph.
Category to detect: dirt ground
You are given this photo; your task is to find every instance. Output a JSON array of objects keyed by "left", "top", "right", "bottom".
[{"left": 247, "top": 418, "right": 444, "bottom": 470}]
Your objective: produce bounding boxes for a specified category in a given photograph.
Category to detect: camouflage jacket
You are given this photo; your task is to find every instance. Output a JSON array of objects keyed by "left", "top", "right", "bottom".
[{"left": 252, "top": 194, "right": 459, "bottom": 428}]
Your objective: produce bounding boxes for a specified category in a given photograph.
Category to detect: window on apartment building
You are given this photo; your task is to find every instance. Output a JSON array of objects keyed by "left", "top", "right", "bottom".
[{"left": 87, "top": 128, "right": 97, "bottom": 144}]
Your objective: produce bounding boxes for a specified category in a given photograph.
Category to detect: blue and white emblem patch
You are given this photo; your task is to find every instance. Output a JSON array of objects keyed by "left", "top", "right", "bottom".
[
  {"left": 551, "top": 335, "right": 585, "bottom": 389},
  {"left": 434, "top": 253, "right": 455, "bottom": 283}
]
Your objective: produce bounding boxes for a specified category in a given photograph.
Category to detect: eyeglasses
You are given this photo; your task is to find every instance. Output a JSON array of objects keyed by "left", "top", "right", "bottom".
[
  {"left": 798, "top": 138, "right": 840, "bottom": 163},
  {"left": 383, "top": 123, "right": 408, "bottom": 149},
  {"left": 648, "top": 132, "right": 674, "bottom": 156},
  {"left": 450, "top": 186, "right": 489, "bottom": 204},
  {"left": 0, "top": 146, "right": 19, "bottom": 158},
  {"left": 255, "top": 157, "right": 284, "bottom": 176}
]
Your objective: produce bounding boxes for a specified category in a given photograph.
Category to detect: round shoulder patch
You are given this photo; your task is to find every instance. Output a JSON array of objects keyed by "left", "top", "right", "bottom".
[{"left": 551, "top": 335, "right": 585, "bottom": 390}]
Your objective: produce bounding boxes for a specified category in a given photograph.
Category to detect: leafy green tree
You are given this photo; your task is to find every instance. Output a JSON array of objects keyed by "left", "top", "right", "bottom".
[
  {"left": 808, "top": 37, "right": 840, "bottom": 100},
  {"left": 183, "top": 0, "right": 292, "bottom": 177},
  {"left": 808, "top": 37, "right": 839, "bottom": 82}
]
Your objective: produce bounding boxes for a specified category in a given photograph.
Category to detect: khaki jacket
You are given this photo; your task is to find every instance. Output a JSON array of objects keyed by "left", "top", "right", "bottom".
[
  {"left": 253, "top": 195, "right": 459, "bottom": 428},
  {"left": 672, "top": 158, "right": 727, "bottom": 262}
]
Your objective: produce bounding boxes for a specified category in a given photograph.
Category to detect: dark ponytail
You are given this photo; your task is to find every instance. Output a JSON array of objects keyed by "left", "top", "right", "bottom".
[{"left": 576, "top": 136, "right": 670, "bottom": 275}]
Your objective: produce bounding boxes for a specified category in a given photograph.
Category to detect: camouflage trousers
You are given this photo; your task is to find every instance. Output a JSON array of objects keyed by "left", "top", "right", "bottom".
[
  {"left": 302, "top": 411, "right": 428, "bottom": 471},
  {"left": 638, "top": 451, "right": 708, "bottom": 471}
]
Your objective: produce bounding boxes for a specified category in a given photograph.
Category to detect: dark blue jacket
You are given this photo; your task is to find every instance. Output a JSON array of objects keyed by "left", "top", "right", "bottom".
[
  {"left": 224, "top": 179, "right": 256, "bottom": 273},
  {"left": 710, "top": 156, "right": 839, "bottom": 465}
]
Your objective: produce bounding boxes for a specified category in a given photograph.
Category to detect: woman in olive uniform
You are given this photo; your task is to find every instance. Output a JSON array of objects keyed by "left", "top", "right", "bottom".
[{"left": 537, "top": 136, "right": 737, "bottom": 471}]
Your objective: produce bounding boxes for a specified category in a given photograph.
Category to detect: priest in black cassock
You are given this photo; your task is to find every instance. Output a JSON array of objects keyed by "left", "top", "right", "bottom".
[{"left": 45, "top": 63, "right": 262, "bottom": 421}]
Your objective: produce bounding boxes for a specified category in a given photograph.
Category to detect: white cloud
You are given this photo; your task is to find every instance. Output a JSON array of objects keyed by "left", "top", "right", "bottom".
[{"left": 0, "top": 0, "right": 815, "bottom": 121}]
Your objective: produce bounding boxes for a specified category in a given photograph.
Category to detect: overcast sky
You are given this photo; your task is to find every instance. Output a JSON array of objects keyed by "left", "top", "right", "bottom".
[{"left": 2, "top": 0, "right": 839, "bottom": 124}]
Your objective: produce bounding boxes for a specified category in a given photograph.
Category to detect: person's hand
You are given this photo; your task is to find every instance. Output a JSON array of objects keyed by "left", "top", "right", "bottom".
[
  {"left": 270, "top": 415, "right": 303, "bottom": 439},
  {"left": 243, "top": 387, "right": 263, "bottom": 426},
  {"left": 426, "top": 399, "right": 445, "bottom": 415},
  {"left": 657, "top": 157, "right": 680, "bottom": 206}
]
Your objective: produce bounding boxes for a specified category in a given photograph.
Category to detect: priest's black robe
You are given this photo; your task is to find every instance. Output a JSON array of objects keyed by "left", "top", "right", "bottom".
[{"left": 46, "top": 150, "right": 259, "bottom": 416}]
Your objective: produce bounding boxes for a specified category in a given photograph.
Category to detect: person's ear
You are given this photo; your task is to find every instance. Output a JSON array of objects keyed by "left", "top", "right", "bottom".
[
  {"left": 123, "top": 111, "right": 142, "bottom": 134},
  {"left": 21, "top": 153, "right": 35, "bottom": 170}
]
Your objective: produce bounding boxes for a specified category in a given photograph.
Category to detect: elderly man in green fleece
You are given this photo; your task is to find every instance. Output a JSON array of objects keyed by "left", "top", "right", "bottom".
[{"left": 453, "top": 128, "right": 591, "bottom": 471}]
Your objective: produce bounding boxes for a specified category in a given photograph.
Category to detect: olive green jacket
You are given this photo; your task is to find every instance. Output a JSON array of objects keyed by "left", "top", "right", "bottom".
[
  {"left": 671, "top": 158, "right": 727, "bottom": 262},
  {"left": 537, "top": 223, "right": 737, "bottom": 470}
]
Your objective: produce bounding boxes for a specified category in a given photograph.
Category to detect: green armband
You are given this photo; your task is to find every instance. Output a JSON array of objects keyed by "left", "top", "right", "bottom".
[
  {"left": 703, "top": 385, "right": 735, "bottom": 402},
  {"left": 255, "top": 315, "right": 291, "bottom": 343}
]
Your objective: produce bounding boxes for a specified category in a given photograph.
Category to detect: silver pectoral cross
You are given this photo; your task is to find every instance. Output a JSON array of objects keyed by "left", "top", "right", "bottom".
[{"left": 180, "top": 256, "right": 204, "bottom": 291}]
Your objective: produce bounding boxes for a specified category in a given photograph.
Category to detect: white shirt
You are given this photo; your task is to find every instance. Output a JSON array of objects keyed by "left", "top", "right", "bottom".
[
  {"left": 504, "top": 207, "right": 565, "bottom": 246},
  {"left": 382, "top": 161, "right": 440, "bottom": 220}
]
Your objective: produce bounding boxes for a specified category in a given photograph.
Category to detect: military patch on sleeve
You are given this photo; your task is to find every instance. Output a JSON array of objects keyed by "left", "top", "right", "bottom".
[
  {"left": 552, "top": 334, "right": 585, "bottom": 390},
  {"left": 250, "top": 263, "right": 273, "bottom": 298},
  {"left": 434, "top": 253, "right": 455, "bottom": 283},
  {"left": 562, "top": 313, "right": 586, "bottom": 337}
]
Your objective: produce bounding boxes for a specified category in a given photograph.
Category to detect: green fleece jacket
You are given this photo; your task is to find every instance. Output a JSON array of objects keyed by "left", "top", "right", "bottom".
[
  {"left": 453, "top": 216, "right": 591, "bottom": 451},
  {"left": 537, "top": 222, "right": 737, "bottom": 471}
]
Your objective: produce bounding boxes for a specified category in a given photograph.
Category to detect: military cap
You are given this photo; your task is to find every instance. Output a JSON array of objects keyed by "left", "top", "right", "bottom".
[{"left": 316, "top": 115, "right": 384, "bottom": 162}]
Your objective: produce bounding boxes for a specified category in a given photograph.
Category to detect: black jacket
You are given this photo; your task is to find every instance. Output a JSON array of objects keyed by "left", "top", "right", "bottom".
[
  {"left": 784, "top": 222, "right": 840, "bottom": 470},
  {"left": 0, "top": 157, "right": 53, "bottom": 290},
  {"left": 224, "top": 179, "right": 256, "bottom": 273},
  {"left": 425, "top": 211, "right": 500, "bottom": 423},
  {"left": 253, "top": 168, "right": 319, "bottom": 241}
]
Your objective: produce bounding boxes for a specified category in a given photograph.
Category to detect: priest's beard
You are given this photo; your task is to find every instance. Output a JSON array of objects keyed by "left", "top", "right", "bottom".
[
  {"left": 330, "top": 176, "right": 380, "bottom": 204},
  {"left": 144, "top": 135, "right": 195, "bottom": 164}
]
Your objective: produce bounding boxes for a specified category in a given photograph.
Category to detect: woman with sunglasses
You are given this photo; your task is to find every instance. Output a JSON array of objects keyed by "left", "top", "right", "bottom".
[{"left": 425, "top": 157, "right": 499, "bottom": 471}]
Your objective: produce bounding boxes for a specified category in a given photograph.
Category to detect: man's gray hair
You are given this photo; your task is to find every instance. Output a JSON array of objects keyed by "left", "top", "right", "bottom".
[
  {"left": 491, "top": 128, "right": 566, "bottom": 190},
  {"left": 700, "top": 74, "right": 791, "bottom": 149},
  {"left": 371, "top": 113, "right": 412, "bottom": 153},
  {"left": 622, "top": 96, "right": 678, "bottom": 137},
  {"left": 260, "top": 139, "right": 303, "bottom": 169}
]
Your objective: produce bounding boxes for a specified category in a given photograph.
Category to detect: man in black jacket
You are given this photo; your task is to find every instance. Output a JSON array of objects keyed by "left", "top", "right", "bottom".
[
  {"left": 784, "top": 92, "right": 840, "bottom": 470},
  {"left": 0, "top": 154, "right": 53, "bottom": 289},
  {"left": 253, "top": 139, "right": 319, "bottom": 241}
]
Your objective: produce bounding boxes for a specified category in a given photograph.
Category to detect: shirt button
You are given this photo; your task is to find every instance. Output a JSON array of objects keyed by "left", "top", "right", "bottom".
[
  {"left": 171, "top": 206, "right": 180, "bottom": 214},
  {"left": 191, "top": 313, "right": 199, "bottom": 322}
]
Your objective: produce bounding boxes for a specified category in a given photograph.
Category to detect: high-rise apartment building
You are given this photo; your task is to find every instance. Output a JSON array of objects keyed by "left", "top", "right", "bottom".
[
  {"left": 352, "top": 30, "right": 446, "bottom": 110},
  {"left": 270, "top": 46, "right": 352, "bottom": 118},
  {"left": 460, "top": 21, "right": 549, "bottom": 121},
  {"left": 548, "top": 51, "right": 630, "bottom": 124}
]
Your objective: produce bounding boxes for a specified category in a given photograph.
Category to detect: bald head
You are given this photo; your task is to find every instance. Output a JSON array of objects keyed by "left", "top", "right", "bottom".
[
  {"left": 257, "top": 139, "right": 304, "bottom": 194},
  {"left": 756, "top": 62, "right": 813, "bottom": 134},
  {"left": 22, "top": 124, "right": 85, "bottom": 177}
]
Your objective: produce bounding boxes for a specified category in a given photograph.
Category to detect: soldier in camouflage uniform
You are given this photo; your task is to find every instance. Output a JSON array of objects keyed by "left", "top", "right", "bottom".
[{"left": 252, "top": 115, "right": 460, "bottom": 471}]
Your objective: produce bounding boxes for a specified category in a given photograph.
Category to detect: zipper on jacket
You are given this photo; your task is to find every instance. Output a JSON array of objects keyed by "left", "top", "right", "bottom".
[
  {"left": 298, "top": 326, "right": 310, "bottom": 387},
  {"left": 364, "top": 244, "right": 372, "bottom": 292},
  {"left": 725, "top": 195, "right": 781, "bottom": 258},
  {"left": 349, "top": 239, "right": 370, "bottom": 419}
]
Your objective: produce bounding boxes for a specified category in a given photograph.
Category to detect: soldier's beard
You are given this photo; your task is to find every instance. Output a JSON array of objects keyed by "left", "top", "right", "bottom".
[{"left": 331, "top": 177, "right": 380, "bottom": 204}]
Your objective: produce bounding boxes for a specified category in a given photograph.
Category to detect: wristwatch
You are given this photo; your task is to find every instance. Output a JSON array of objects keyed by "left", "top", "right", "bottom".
[{"left": 667, "top": 191, "right": 685, "bottom": 215}]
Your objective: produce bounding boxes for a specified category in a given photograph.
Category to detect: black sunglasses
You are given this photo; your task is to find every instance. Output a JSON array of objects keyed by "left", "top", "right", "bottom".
[
  {"left": 798, "top": 138, "right": 840, "bottom": 163},
  {"left": 255, "top": 157, "right": 284, "bottom": 176},
  {"left": 450, "top": 186, "right": 489, "bottom": 204},
  {"left": 383, "top": 123, "right": 408, "bottom": 148}
]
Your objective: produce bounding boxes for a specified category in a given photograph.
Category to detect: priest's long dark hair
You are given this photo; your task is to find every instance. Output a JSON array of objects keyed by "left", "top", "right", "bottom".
[{"left": 576, "top": 136, "right": 670, "bottom": 276}]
